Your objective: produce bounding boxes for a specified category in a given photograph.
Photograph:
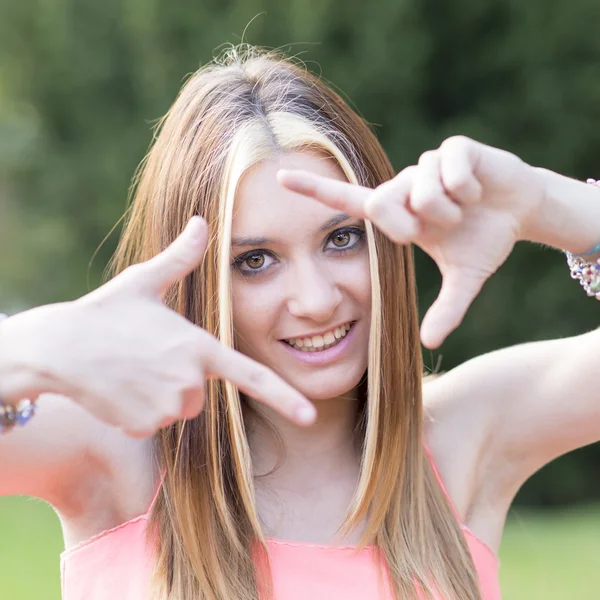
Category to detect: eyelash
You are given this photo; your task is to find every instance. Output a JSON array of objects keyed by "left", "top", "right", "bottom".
[{"left": 231, "top": 226, "right": 366, "bottom": 278}]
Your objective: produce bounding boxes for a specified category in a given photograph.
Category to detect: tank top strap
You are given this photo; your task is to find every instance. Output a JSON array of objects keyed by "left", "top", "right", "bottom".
[{"left": 423, "top": 444, "right": 462, "bottom": 524}]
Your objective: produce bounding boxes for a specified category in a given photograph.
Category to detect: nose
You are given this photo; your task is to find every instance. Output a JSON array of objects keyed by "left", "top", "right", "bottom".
[{"left": 286, "top": 259, "right": 343, "bottom": 323}]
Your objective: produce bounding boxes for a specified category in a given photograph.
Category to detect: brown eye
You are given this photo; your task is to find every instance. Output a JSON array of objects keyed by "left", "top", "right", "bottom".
[
  {"left": 326, "top": 227, "right": 365, "bottom": 253},
  {"left": 245, "top": 254, "right": 265, "bottom": 269},
  {"left": 232, "top": 250, "right": 275, "bottom": 276},
  {"left": 331, "top": 231, "right": 351, "bottom": 247}
]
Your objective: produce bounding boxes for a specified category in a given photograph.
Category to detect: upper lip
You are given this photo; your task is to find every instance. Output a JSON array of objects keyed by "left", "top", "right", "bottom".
[{"left": 280, "top": 320, "right": 355, "bottom": 341}]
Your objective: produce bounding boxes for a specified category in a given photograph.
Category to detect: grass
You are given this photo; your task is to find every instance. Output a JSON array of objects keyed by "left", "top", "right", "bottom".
[
  {"left": 0, "top": 497, "right": 598, "bottom": 599},
  {"left": 0, "top": 496, "right": 63, "bottom": 600},
  {"left": 499, "top": 504, "right": 600, "bottom": 599}
]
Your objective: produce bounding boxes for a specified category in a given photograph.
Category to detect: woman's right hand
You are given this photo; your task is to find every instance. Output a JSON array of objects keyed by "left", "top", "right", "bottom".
[{"left": 1, "top": 217, "right": 316, "bottom": 437}]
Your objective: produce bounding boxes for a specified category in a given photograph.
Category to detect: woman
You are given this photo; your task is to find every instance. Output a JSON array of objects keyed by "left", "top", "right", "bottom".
[{"left": 0, "top": 46, "right": 598, "bottom": 600}]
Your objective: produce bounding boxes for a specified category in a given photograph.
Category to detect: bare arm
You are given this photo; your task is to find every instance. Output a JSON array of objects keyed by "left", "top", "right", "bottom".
[
  {"left": 0, "top": 218, "right": 313, "bottom": 508},
  {"left": 428, "top": 329, "right": 598, "bottom": 512},
  {"left": 0, "top": 305, "right": 145, "bottom": 507},
  {"left": 456, "top": 167, "right": 600, "bottom": 497},
  {"left": 0, "top": 394, "right": 124, "bottom": 501},
  {"left": 423, "top": 329, "right": 599, "bottom": 553},
  {"left": 476, "top": 329, "right": 600, "bottom": 492}
]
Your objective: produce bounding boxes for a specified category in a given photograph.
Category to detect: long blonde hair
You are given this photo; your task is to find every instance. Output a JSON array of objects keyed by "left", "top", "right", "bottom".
[{"left": 110, "top": 46, "right": 481, "bottom": 600}]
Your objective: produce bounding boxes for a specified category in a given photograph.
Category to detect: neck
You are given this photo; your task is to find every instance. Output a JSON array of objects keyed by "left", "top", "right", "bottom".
[
  {"left": 245, "top": 387, "right": 369, "bottom": 545},
  {"left": 245, "top": 389, "right": 362, "bottom": 490}
]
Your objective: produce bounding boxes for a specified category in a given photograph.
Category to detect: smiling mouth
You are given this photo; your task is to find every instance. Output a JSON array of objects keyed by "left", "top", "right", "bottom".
[{"left": 282, "top": 321, "right": 355, "bottom": 352}]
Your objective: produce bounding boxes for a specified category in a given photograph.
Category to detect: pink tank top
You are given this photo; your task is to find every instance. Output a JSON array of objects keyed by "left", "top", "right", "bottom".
[{"left": 60, "top": 456, "right": 501, "bottom": 600}]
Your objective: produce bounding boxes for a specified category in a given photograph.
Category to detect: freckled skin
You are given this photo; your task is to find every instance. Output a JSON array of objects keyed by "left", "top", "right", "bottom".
[{"left": 231, "top": 152, "right": 372, "bottom": 402}]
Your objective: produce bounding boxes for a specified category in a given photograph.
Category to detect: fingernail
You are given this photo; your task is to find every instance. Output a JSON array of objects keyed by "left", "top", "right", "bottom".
[
  {"left": 186, "top": 217, "right": 204, "bottom": 241},
  {"left": 278, "top": 169, "right": 303, "bottom": 186},
  {"left": 296, "top": 404, "right": 316, "bottom": 424},
  {"left": 277, "top": 169, "right": 292, "bottom": 184}
]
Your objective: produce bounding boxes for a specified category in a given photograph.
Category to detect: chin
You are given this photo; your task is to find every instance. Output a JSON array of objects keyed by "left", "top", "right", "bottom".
[{"left": 289, "top": 368, "right": 367, "bottom": 402}]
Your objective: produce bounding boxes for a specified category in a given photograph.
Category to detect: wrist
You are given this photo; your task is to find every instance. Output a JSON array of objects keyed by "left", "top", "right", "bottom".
[
  {"left": 0, "top": 304, "right": 72, "bottom": 404},
  {"left": 521, "top": 168, "right": 600, "bottom": 258}
]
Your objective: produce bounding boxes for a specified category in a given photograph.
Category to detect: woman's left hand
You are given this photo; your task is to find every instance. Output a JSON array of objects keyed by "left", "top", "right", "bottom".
[{"left": 278, "top": 136, "right": 546, "bottom": 349}]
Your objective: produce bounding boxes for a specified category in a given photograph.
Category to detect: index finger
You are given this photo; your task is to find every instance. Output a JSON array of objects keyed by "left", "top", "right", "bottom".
[
  {"left": 277, "top": 169, "right": 371, "bottom": 218},
  {"left": 204, "top": 339, "right": 316, "bottom": 426}
]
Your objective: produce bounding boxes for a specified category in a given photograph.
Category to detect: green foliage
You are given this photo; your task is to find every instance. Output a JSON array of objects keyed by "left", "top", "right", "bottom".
[{"left": 0, "top": 0, "right": 598, "bottom": 503}]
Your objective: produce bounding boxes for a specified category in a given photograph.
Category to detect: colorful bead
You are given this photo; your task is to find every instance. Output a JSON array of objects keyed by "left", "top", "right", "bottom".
[
  {"left": 15, "top": 400, "right": 36, "bottom": 426},
  {"left": 565, "top": 251, "right": 600, "bottom": 300},
  {"left": 0, "top": 399, "right": 37, "bottom": 434},
  {"left": 564, "top": 179, "right": 600, "bottom": 300}
]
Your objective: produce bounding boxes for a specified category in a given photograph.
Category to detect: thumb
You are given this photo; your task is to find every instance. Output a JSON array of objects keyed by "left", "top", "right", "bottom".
[
  {"left": 420, "top": 268, "right": 486, "bottom": 349},
  {"left": 137, "top": 216, "right": 208, "bottom": 297}
]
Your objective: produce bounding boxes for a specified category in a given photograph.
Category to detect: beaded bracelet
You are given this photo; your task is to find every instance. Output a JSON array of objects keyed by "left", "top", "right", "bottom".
[
  {"left": 0, "top": 312, "right": 38, "bottom": 434},
  {"left": 566, "top": 253, "right": 600, "bottom": 299},
  {"left": 0, "top": 399, "right": 37, "bottom": 433},
  {"left": 564, "top": 178, "right": 600, "bottom": 300}
]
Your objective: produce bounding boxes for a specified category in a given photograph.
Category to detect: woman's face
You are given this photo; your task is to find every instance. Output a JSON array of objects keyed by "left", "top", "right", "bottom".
[{"left": 231, "top": 152, "right": 371, "bottom": 402}]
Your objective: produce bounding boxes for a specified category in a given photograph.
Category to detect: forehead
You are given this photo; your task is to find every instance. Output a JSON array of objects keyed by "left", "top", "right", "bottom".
[{"left": 232, "top": 152, "right": 348, "bottom": 238}]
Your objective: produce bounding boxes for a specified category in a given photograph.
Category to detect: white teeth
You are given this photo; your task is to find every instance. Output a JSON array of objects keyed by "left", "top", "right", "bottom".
[
  {"left": 285, "top": 322, "right": 354, "bottom": 352},
  {"left": 312, "top": 335, "right": 324, "bottom": 348}
]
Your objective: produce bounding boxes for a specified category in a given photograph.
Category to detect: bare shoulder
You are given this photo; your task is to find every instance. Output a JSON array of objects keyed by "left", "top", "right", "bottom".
[
  {"left": 420, "top": 331, "right": 587, "bottom": 554},
  {"left": 423, "top": 368, "right": 508, "bottom": 553},
  {"left": 423, "top": 331, "right": 600, "bottom": 509},
  {"left": 422, "top": 373, "right": 488, "bottom": 518},
  {"left": 0, "top": 392, "right": 158, "bottom": 550},
  {"left": 59, "top": 424, "right": 158, "bottom": 551}
]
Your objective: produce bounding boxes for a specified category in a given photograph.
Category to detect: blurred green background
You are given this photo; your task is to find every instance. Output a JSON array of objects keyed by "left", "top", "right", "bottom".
[{"left": 0, "top": 0, "right": 599, "bottom": 598}]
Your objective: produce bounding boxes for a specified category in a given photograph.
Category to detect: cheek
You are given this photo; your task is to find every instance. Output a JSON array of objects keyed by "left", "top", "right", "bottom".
[
  {"left": 231, "top": 279, "right": 279, "bottom": 354},
  {"left": 339, "top": 253, "right": 372, "bottom": 313}
]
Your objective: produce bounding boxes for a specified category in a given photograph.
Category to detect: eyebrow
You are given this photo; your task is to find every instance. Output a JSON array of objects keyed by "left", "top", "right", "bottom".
[{"left": 231, "top": 212, "right": 353, "bottom": 247}]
